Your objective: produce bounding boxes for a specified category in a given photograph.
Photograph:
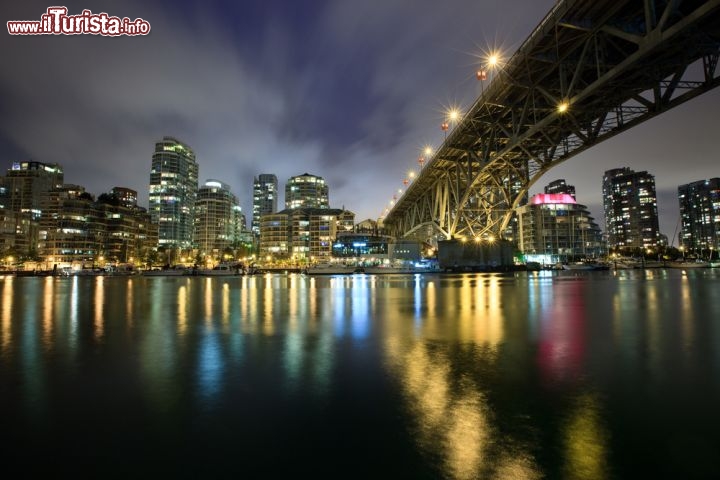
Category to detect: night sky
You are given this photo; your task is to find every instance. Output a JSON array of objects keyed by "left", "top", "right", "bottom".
[{"left": 2, "top": 0, "right": 718, "bottom": 239}]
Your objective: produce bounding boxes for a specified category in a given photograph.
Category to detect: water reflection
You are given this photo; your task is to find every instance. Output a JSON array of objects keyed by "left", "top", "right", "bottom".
[
  {"left": 69, "top": 276, "right": 78, "bottom": 349},
  {"left": 42, "top": 277, "right": 53, "bottom": 347},
  {"left": 537, "top": 278, "right": 587, "bottom": 386},
  {"left": 563, "top": 393, "right": 609, "bottom": 479},
  {"left": 2, "top": 271, "right": 720, "bottom": 478},
  {"left": 384, "top": 274, "right": 539, "bottom": 480},
  {"left": 94, "top": 276, "right": 104, "bottom": 340},
  {"left": 2, "top": 276, "right": 13, "bottom": 349}
]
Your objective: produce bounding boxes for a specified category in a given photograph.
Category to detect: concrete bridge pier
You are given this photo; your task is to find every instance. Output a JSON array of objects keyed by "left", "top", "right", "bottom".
[{"left": 437, "top": 238, "right": 515, "bottom": 272}]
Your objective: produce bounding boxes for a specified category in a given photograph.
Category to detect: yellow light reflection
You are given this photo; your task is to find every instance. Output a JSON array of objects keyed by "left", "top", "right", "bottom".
[
  {"left": 309, "top": 276, "right": 317, "bottom": 320},
  {"left": 94, "top": 276, "right": 104, "bottom": 340},
  {"left": 222, "top": 282, "right": 230, "bottom": 324},
  {"left": 289, "top": 274, "right": 298, "bottom": 328},
  {"left": 240, "top": 275, "right": 251, "bottom": 329},
  {"left": 178, "top": 285, "right": 187, "bottom": 333},
  {"left": 205, "top": 278, "right": 212, "bottom": 323},
  {"left": 2, "top": 276, "right": 13, "bottom": 348},
  {"left": 43, "top": 276, "right": 54, "bottom": 347},
  {"left": 445, "top": 393, "right": 488, "bottom": 479},
  {"left": 563, "top": 394, "right": 608, "bottom": 480},
  {"left": 126, "top": 278, "right": 134, "bottom": 327},
  {"left": 263, "top": 275, "right": 274, "bottom": 335},
  {"left": 383, "top": 276, "right": 538, "bottom": 480}
]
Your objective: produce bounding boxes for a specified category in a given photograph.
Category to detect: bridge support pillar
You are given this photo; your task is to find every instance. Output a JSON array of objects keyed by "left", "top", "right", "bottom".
[{"left": 437, "top": 239, "right": 515, "bottom": 272}]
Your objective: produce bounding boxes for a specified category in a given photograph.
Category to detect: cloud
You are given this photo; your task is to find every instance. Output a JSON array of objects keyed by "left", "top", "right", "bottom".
[{"left": 3, "top": 0, "right": 713, "bottom": 231}]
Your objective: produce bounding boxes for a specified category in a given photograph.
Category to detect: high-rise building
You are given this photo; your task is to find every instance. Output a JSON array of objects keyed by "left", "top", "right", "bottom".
[
  {"left": 2, "top": 161, "right": 64, "bottom": 256},
  {"left": 252, "top": 174, "right": 278, "bottom": 236},
  {"left": 678, "top": 178, "right": 720, "bottom": 253},
  {"left": 517, "top": 190, "right": 604, "bottom": 263},
  {"left": 0, "top": 182, "right": 19, "bottom": 255},
  {"left": 148, "top": 137, "right": 198, "bottom": 249},
  {"left": 602, "top": 167, "right": 660, "bottom": 250},
  {"left": 544, "top": 179, "right": 576, "bottom": 200},
  {"left": 3, "top": 161, "right": 64, "bottom": 216},
  {"left": 285, "top": 173, "right": 329, "bottom": 210},
  {"left": 194, "top": 179, "right": 243, "bottom": 259}
]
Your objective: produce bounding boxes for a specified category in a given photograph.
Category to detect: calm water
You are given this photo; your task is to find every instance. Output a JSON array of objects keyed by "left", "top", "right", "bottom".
[{"left": 2, "top": 270, "right": 720, "bottom": 479}]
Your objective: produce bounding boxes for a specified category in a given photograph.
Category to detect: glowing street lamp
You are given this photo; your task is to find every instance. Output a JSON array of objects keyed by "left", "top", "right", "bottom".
[{"left": 557, "top": 100, "right": 569, "bottom": 114}]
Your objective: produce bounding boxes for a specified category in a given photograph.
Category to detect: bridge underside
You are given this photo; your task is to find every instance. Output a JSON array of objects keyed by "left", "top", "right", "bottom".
[{"left": 384, "top": 0, "right": 720, "bottom": 244}]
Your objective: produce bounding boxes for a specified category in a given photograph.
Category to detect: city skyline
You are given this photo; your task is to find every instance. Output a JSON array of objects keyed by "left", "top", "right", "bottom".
[{"left": 2, "top": 0, "right": 718, "bottom": 240}]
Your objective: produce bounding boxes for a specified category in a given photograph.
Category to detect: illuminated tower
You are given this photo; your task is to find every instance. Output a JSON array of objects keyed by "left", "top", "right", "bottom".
[
  {"left": 285, "top": 173, "right": 329, "bottom": 210},
  {"left": 602, "top": 167, "right": 660, "bottom": 250},
  {"left": 148, "top": 137, "right": 198, "bottom": 249},
  {"left": 194, "top": 179, "right": 242, "bottom": 259},
  {"left": 678, "top": 178, "right": 720, "bottom": 253},
  {"left": 252, "top": 174, "right": 278, "bottom": 236}
]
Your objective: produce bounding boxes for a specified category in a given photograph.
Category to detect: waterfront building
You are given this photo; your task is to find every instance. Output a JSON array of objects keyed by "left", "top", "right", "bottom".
[
  {"left": 259, "top": 208, "right": 355, "bottom": 260},
  {"left": 285, "top": 173, "right": 329, "bottom": 210},
  {"left": 678, "top": 178, "right": 720, "bottom": 254},
  {"left": 148, "top": 137, "right": 198, "bottom": 249},
  {"left": 194, "top": 179, "right": 243, "bottom": 260},
  {"left": 517, "top": 191, "right": 604, "bottom": 264},
  {"left": 0, "top": 183, "right": 15, "bottom": 255},
  {"left": 252, "top": 174, "right": 278, "bottom": 236},
  {"left": 40, "top": 186, "right": 158, "bottom": 267},
  {"left": 602, "top": 167, "right": 660, "bottom": 250},
  {"left": 39, "top": 185, "right": 101, "bottom": 266},
  {"left": 332, "top": 232, "right": 391, "bottom": 258},
  {"left": 3, "top": 161, "right": 64, "bottom": 217},
  {"left": 259, "top": 213, "right": 289, "bottom": 257},
  {"left": 1, "top": 161, "right": 64, "bottom": 257},
  {"left": 97, "top": 187, "right": 157, "bottom": 265},
  {"left": 0, "top": 204, "right": 20, "bottom": 257}
]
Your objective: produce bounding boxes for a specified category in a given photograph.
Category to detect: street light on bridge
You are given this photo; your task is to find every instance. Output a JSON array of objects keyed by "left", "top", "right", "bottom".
[{"left": 442, "top": 107, "right": 462, "bottom": 139}]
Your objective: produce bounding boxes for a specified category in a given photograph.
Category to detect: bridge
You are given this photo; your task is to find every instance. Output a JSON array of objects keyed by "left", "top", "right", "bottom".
[{"left": 383, "top": 0, "right": 720, "bottom": 246}]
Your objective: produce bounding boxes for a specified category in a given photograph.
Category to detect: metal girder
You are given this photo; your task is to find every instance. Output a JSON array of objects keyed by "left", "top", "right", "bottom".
[{"left": 384, "top": 0, "right": 720, "bottom": 242}]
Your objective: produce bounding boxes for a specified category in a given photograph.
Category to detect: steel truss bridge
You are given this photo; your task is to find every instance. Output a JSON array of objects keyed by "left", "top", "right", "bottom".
[{"left": 383, "top": 0, "right": 720, "bottom": 244}]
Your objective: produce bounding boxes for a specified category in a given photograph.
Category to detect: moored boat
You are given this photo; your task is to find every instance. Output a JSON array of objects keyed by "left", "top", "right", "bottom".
[
  {"left": 667, "top": 260, "right": 710, "bottom": 269},
  {"left": 196, "top": 262, "right": 243, "bottom": 276},
  {"left": 304, "top": 262, "right": 356, "bottom": 275},
  {"left": 142, "top": 265, "right": 190, "bottom": 276}
]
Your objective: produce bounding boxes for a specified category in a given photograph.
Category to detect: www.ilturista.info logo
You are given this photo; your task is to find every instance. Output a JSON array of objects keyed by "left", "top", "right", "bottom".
[{"left": 7, "top": 7, "right": 151, "bottom": 36}]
